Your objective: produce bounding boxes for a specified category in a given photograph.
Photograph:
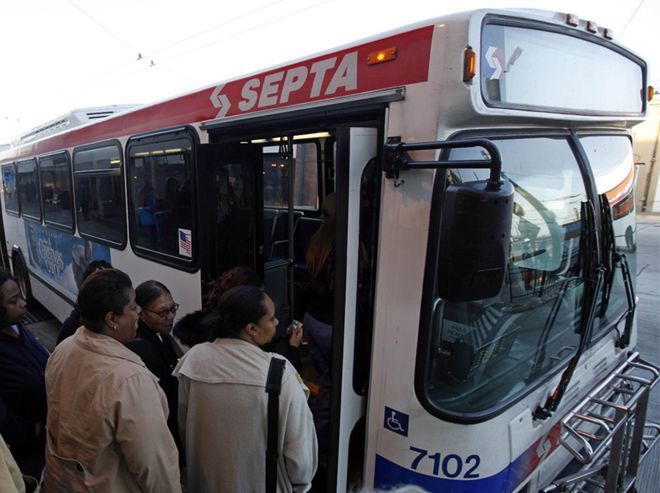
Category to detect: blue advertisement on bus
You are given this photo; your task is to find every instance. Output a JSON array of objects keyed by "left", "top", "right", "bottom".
[{"left": 24, "top": 222, "right": 111, "bottom": 298}]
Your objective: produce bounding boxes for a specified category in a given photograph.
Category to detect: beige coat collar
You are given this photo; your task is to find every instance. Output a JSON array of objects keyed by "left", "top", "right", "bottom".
[{"left": 73, "top": 326, "right": 146, "bottom": 367}]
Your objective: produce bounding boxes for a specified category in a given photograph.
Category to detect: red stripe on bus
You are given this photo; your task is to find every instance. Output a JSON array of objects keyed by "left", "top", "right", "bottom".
[{"left": 6, "top": 25, "right": 433, "bottom": 160}]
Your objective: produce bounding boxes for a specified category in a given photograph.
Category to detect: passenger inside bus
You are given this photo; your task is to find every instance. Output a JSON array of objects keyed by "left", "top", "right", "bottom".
[
  {"left": 137, "top": 185, "right": 158, "bottom": 245},
  {"left": 301, "top": 193, "right": 336, "bottom": 450}
]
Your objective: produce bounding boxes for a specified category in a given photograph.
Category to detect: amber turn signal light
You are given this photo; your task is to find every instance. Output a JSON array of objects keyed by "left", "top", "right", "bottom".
[
  {"left": 367, "top": 47, "right": 397, "bottom": 65},
  {"left": 463, "top": 47, "right": 476, "bottom": 82}
]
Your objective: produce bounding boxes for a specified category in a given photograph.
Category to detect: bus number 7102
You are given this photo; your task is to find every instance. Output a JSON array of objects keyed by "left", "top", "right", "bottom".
[{"left": 409, "top": 447, "right": 481, "bottom": 479}]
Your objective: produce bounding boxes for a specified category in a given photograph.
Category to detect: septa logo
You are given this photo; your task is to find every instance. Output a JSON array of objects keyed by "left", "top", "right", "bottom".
[
  {"left": 209, "top": 52, "right": 357, "bottom": 119},
  {"left": 485, "top": 46, "right": 504, "bottom": 80}
]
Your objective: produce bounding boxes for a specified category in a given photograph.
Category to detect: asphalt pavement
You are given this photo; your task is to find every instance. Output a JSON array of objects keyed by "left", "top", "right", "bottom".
[{"left": 635, "top": 213, "right": 660, "bottom": 492}]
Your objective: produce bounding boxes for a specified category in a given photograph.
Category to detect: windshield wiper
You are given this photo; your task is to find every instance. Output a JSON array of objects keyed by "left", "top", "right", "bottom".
[
  {"left": 530, "top": 277, "right": 573, "bottom": 377},
  {"left": 615, "top": 255, "right": 636, "bottom": 347},
  {"left": 599, "top": 194, "right": 616, "bottom": 316},
  {"left": 534, "top": 201, "right": 603, "bottom": 420},
  {"left": 598, "top": 194, "right": 636, "bottom": 348}
]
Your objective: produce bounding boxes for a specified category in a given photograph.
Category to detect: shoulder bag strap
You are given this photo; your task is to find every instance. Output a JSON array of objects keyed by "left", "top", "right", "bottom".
[{"left": 265, "top": 357, "right": 286, "bottom": 493}]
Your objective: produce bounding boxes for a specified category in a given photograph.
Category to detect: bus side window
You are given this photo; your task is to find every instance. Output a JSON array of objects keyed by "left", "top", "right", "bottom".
[
  {"left": 16, "top": 158, "right": 41, "bottom": 222},
  {"left": 2, "top": 164, "right": 20, "bottom": 216},
  {"left": 73, "top": 143, "right": 126, "bottom": 247},
  {"left": 40, "top": 152, "right": 74, "bottom": 231},
  {"left": 126, "top": 131, "right": 195, "bottom": 266}
]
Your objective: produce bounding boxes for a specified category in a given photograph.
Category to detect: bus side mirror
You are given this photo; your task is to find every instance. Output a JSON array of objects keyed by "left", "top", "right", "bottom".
[{"left": 437, "top": 180, "right": 514, "bottom": 302}]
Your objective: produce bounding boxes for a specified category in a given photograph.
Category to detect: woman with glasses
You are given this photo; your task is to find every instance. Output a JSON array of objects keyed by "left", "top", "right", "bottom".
[{"left": 126, "top": 280, "right": 184, "bottom": 460}]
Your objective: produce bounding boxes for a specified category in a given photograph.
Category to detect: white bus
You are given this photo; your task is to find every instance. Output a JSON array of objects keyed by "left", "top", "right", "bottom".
[{"left": 1, "top": 8, "right": 658, "bottom": 492}]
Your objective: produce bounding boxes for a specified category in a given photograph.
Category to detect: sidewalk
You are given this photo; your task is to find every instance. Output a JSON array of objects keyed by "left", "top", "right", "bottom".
[{"left": 633, "top": 213, "right": 659, "bottom": 492}]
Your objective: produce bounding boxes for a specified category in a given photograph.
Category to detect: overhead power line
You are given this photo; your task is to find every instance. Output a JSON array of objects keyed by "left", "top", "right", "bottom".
[
  {"left": 152, "top": 0, "right": 288, "bottom": 56},
  {"left": 65, "top": 0, "right": 140, "bottom": 53},
  {"left": 80, "top": 0, "right": 334, "bottom": 91},
  {"left": 159, "top": 0, "right": 334, "bottom": 65},
  {"left": 619, "top": 0, "right": 646, "bottom": 38},
  {"left": 77, "top": 0, "right": 307, "bottom": 88}
]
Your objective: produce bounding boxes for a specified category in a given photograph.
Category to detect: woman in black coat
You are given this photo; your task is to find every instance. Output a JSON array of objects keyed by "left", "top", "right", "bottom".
[
  {"left": 125, "top": 280, "right": 184, "bottom": 460},
  {"left": 56, "top": 259, "right": 112, "bottom": 345},
  {"left": 0, "top": 270, "right": 49, "bottom": 481}
]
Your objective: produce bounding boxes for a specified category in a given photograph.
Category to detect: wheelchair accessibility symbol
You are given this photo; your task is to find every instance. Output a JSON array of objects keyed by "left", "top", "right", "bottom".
[{"left": 384, "top": 406, "right": 409, "bottom": 437}]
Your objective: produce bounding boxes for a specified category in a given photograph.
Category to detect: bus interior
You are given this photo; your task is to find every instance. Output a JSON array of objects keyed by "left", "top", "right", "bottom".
[{"left": 197, "top": 117, "right": 383, "bottom": 491}]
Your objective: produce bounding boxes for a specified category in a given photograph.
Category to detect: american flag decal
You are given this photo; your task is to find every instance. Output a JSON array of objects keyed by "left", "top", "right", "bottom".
[{"left": 178, "top": 228, "right": 192, "bottom": 257}]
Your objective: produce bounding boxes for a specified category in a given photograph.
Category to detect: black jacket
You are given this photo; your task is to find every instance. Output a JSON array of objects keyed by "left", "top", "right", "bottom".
[
  {"left": 125, "top": 322, "right": 183, "bottom": 457},
  {"left": 56, "top": 306, "right": 81, "bottom": 345},
  {"left": 173, "top": 309, "right": 219, "bottom": 348},
  {"left": 0, "top": 324, "right": 49, "bottom": 477}
]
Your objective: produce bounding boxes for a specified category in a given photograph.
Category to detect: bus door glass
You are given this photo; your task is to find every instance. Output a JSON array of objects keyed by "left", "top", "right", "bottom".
[
  {"left": 323, "top": 126, "right": 378, "bottom": 492},
  {"left": 195, "top": 143, "right": 264, "bottom": 290},
  {"left": 262, "top": 138, "right": 322, "bottom": 325},
  {"left": 421, "top": 136, "right": 588, "bottom": 417}
]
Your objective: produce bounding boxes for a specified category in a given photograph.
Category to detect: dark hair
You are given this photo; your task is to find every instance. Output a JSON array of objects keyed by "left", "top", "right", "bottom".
[
  {"left": 212, "top": 285, "right": 269, "bottom": 339},
  {"left": 0, "top": 270, "right": 18, "bottom": 329},
  {"left": 205, "top": 266, "right": 262, "bottom": 309},
  {"left": 135, "top": 280, "right": 171, "bottom": 309},
  {"left": 307, "top": 193, "right": 335, "bottom": 275},
  {"left": 78, "top": 269, "right": 133, "bottom": 332},
  {"left": 173, "top": 309, "right": 220, "bottom": 347},
  {"left": 81, "top": 259, "right": 112, "bottom": 283}
]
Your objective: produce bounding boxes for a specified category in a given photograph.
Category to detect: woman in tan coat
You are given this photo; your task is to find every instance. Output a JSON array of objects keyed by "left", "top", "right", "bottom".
[{"left": 42, "top": 269, "right": 181, "bottom": 493}]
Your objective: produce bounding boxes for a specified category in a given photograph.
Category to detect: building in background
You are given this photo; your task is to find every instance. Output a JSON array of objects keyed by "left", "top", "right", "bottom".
[{"left": 633, "top": 95, "right": 660, "bottom": 212}]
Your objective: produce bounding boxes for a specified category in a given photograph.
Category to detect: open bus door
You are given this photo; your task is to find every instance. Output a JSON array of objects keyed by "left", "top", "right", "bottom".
[
  {"left": 324, "top": 126, "right": 379, "bottom": 492},
  {"left": 195, "top": 142, "right": 264, "bottom": 297},
  {"left": 195, "top": 140, "right": 295, "bottom": 330},
  {"left": 196, "top": 124, "right": 381, "bottom": 493}
]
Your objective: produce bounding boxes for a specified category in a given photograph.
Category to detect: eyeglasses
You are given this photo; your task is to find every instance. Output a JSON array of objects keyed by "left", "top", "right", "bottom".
[{"left": 143, "top": 303, "right": 179, "bottom": 319}]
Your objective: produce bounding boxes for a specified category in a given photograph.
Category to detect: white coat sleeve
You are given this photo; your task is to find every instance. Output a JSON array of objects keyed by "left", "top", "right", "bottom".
[
  {"left": 281, "top": 370, "right": 318, "bottom": 492},
  {"left": 115, "top": 373, "right": 182, "bottom": 493}
]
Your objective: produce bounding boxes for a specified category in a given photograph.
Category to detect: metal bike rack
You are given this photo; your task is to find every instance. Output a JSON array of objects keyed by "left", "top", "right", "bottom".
[{"left": 541, "top": 352, "right": 659, "bottom": 493}]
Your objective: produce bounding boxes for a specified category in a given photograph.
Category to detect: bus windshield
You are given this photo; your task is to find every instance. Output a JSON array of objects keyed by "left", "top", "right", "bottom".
[
  {"left": 423, "top": 136, "right": 588, "bottom": 415},
  {"left": 481, "top": 21, "right": 645, "bottom": 114}
]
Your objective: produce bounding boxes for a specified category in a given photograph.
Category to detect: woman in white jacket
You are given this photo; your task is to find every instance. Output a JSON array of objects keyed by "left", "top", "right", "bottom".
[{"left": 175, "top": 285, "right": 317, "bottom": 493}]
